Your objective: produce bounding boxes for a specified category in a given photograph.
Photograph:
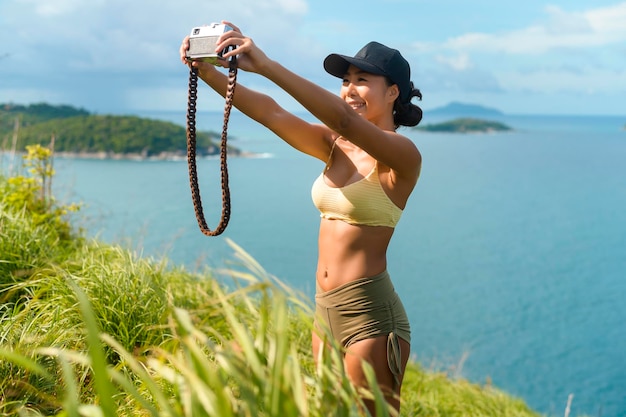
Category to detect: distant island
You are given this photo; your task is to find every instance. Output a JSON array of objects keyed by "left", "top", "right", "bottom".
[
  {"left": 0, "top": 103, "right": 243, "bottom": 159},
  {"left": 416, "top": 118, "right": 513, "bottom": 133}
]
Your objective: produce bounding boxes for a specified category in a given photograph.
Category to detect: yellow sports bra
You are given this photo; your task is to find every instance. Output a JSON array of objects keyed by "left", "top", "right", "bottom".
[{"left": 311, "top": 144, "right": 403, "bottom": 228}]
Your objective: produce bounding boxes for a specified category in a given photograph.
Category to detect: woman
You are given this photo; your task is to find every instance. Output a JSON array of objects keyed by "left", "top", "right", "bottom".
[{"left": 180, "top": 21, "right": 423, "bottom": 414}]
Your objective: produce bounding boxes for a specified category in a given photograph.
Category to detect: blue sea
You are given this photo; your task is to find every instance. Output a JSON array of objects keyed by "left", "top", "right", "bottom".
[{"left": 17, "top": 110, "right": 626, "bottom": 416}]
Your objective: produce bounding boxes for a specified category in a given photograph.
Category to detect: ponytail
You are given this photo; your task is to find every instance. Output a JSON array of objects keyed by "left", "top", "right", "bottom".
[{"left": 393, "top": 82, "right": 423, "bottom": 128}]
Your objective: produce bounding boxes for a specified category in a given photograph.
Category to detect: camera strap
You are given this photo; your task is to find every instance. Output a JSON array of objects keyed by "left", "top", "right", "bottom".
[{"left": 186, "top": 58, "right": 237, "bottom": 236}]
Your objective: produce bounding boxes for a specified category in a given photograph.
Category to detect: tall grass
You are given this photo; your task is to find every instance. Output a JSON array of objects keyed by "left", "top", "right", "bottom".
[
  {"left": 0, "top": 234, "right": 377, "bottom": 416},
  {"left": 0, "top": 154, "right": 558, "bottom": 416}
]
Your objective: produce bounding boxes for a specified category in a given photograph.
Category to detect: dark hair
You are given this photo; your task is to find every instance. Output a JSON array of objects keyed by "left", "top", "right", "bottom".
[{"left": 390, "top": 80, "right": 423, "bottom": 128}]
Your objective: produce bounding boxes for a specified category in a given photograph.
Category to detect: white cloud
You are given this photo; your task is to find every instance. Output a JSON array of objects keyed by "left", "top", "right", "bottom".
[
  {"left": 411, "top": 41, "right": 435, "bottom": 54},
  {"left": 274, "top": 0, "right": 308, "bottom": 14},
  {"left": 408, "top": 2, "right": 626, "bottom": 102},
  {"left": 2, "top": 0, "right": 623, "bottom": 114},
  {"left": 586, "top": 1, "right": 626, "bottom": 34},
  {"left": 0, "top": 0, "right": 307, "bottom": 64},
  {"left": 435, "top": 53, "right": 472, "bottom": 71},
  {"left": 0, "top": 0, "right": 314, "bottom": 111},
  {"left": 443, "top": 2, "right": 626, "bottom": 55},
  {"left": 21, "top": 0, "right": 101, "bottom": 17},
  {"left": 542, "top": 5, "right": 592, "bottom": 35},
  {"left": 499, "top": 67, "right": 626, "bottom": 94},
  {"left": 1, "top": 0, "right": 310, "bottom": 73}
]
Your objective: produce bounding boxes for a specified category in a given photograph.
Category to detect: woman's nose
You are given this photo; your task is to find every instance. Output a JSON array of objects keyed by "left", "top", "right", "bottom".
[{"left": 345, "top": 82, "right": 357, "bottom": 97}]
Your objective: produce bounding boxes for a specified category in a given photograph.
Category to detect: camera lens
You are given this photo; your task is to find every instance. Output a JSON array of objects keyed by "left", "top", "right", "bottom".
[{"left": 193, "top": 28, "right": 200, "bottom": 35}]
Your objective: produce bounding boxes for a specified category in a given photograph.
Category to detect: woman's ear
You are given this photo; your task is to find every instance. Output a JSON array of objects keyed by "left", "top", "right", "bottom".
[{"left": 388, "top": 84, "right": 400, "bottom": 103}]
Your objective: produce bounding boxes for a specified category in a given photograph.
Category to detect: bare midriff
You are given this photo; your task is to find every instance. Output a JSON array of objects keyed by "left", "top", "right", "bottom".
[{"left": 315, "top": 218, "right": 394, "bottom": 292}]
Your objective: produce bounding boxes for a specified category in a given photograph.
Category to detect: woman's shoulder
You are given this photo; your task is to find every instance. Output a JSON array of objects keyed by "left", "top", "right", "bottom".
[{"left": 381, "top": 130, "right": 422, "bottom": 181}]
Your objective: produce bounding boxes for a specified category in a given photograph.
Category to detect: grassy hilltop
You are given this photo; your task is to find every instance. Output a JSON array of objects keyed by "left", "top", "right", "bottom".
[
  {"left": 416, "top": 118, "right": 513, "bottom": 133},
  {"left": 0, "top": 102, "right": 239, "bottom": 158},
  {"left": 0, "top": 147, "right": 568, "bottom": 416}
]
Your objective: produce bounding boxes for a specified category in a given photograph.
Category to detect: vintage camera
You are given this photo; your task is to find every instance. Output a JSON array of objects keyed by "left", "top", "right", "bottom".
[{"left": 186, "top": 23, "right": 234, "bottom": 64}]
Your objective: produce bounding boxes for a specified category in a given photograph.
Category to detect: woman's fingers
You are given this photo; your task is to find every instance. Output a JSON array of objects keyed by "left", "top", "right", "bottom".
[
  {"left": 180, "top": 36, "right": 191, "bottom": 64},
  {"left": 222, "top": 20, "right": 241, "bottom": 33}
]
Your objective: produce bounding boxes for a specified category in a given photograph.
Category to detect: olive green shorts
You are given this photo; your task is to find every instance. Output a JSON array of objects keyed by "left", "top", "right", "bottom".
[{"left": 314, "top": 270, "right": 411, "bottom": 386}]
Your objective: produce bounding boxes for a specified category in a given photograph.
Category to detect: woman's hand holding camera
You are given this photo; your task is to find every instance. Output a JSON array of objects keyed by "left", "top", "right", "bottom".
[{"left": 180, "top": 21, "right": 270, "bottom": 75}]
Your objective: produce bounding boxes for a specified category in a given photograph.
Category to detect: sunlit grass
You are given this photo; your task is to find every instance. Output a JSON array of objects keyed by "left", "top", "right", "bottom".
[{"left": 0, "top": 231, "right": 378, "bottom": 416}]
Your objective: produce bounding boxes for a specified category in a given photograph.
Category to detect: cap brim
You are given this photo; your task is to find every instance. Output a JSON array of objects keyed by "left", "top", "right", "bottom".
[{"left": 323, "top": 53, "right": 386, "bottom": 79}]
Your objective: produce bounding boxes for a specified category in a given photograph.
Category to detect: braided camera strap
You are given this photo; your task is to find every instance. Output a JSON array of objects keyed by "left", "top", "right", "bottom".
[{"left": 186, "top": 59, "right": 237, "bottom": 236}]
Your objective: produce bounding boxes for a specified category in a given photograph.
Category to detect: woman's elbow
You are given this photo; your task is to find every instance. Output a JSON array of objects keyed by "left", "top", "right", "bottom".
[{"left": 327, "top": 104, "right": 359, "bottom": 134}]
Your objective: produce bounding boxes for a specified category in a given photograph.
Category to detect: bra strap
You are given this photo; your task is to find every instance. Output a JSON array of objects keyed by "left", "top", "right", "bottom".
[{"left": 324, "top": 138, "right": 339, "bottom": 171}]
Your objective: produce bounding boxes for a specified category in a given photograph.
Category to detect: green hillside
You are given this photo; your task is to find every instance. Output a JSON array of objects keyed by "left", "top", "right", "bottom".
[
  {"left": 417, "top": 118, "right": 512, "bottom": 133},
  {"left": 0, "top": 103, "right": 238, "bottom": 157}
]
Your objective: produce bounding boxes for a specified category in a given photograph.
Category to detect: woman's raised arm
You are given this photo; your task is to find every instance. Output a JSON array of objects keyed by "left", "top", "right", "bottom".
[{"left": 180, "top": 33, "right": 333, "bottom": 162}]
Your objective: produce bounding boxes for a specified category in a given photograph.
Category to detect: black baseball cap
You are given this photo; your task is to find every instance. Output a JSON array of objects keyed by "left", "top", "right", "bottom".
[{"left": 323, "top": 41, "right": 412, "bottom": 103}]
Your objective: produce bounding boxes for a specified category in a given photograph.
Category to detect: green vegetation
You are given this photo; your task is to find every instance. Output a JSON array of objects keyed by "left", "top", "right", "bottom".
[
  {"left": 0, "top": 102, "right": 238, "bottom": 158},
  {"left": 0, "top": 149, "right": 566, "bottom": 416},
  {"left": 0, "top": 102, "right": 89, "bottom": 124},
  {"left": 416, "top": 118, "right": 512, "bottom": 133}
]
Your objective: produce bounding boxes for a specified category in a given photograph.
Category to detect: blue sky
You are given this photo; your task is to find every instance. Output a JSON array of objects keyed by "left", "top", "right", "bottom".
[{"left": 1, "top": 0, "right": 625, "bottom": 115}]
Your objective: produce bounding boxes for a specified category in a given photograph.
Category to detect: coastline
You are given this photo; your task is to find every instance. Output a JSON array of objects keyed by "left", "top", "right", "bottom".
[{"left": 2, "top": 149, "right": 267, "bottom": 162}]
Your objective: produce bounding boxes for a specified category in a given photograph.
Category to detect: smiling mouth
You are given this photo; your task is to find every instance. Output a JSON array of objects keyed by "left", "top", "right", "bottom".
[{"left": 348, "top": 102, "right": 365, "bottom": 110}]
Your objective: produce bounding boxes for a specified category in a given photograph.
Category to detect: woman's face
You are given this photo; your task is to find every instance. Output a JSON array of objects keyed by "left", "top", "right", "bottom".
[{"left": 340, "top": 64, "right": 398, "bottom": 124}]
